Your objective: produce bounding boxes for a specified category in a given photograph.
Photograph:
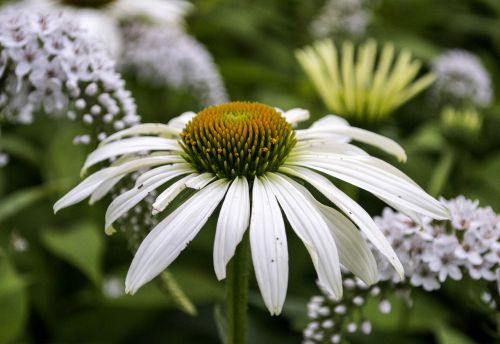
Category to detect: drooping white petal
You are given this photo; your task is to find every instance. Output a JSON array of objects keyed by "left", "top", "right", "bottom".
[
  {"left": 378, "top": 195, "right": 425, "bottom": 227},
  {"left": 89, "top": 175, "right": 123, "bottom": 205},
  {"left": 151, "top": 174, "right": 196, "bottom": 215},
  {"left": 297, "top": 126, "right": 406, "bottom": 162},
  {"left": 82, "top": 137, "right": 181, "bottom": 173},
  {"left": 167, "top": 111, "right": 196, "bottom": 132},
  {"left": 276, "top": 107, "right": 310, "bottom": 125},
  {"left": 279, "top": 165, "right": 404, "bottom": 279},
  {"left": 265, "top": 173, "right": 342, "bottom": 299},
  {"left": 100, "top": 123, "right": 179, "bottom": 145},
  {"left": 105, "top": 165, "right": 191, "bottom": 230},
  {"left": 125, "top": 179, "right": 230, "bottom": 294},
  {"left": 251, "top": 178, "right": 289, "bottom": 314},
  {"left": 249, "top": 177, "right": 288, "bottom": 315},
  {"left": 54, "top": 168, "right": 113, "bottom": 214},
  {"left": 185, "top": 173, "right": 216, "bottom": 190},
  {"left": 54, "top": 155, "right": 177, "bottom": 213},
  {"left": 287, "top": 154, "right": 449, "bottom": 220},
  {"left": 135, "top": 164, "right": 189, "bottom": 186},
  {"left": 316, "top": 204, "right": 378, "bottom": 285},
  {"left": 213, "top": 177, "right": 250, "bottom": 281}
]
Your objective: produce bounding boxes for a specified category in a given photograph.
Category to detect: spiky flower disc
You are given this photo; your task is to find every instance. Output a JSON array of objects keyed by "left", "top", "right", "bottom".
[{"left": 180, "top": 102, "right": 296, "bottom": 179}]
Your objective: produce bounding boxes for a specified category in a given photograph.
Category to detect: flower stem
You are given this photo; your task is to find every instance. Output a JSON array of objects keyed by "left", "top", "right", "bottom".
[
  {"left": 428, "top": 149, "right": 455, "bottom": 197},
  {"left": 226, "top": 233, "right": 251, "bottom": 344}
]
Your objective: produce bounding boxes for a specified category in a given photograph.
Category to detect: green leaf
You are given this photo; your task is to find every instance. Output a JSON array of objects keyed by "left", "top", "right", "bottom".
[
  {"left": 427, "top": 151, "right": 455, "bottom": 197},
  {"left": 41, "top": 222, "right": 104, "bottom": 285},
  {"left": 406, "top": 123, "right": 445, "bottom": 152},
  {"left": 435, "top": 325, "right": 475, "bottom": 344},
  {"left": 0, "top": 185, "right": 50, "bottom": 223},
  {"left": 0, "top": 134, "right": 41, "bottom": 166},
  {"left": 42, "top": 123, "right": 88, "bottom": 185},
  {"left": 0, "top": 257, "right": 28, "bottom": 344}
]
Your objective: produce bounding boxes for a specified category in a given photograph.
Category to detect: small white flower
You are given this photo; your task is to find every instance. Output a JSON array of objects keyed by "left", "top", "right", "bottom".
[
  {"left": 330, "top": 334, "right": 341, "bottom": 344},
  {"left": 346, "top": 322, "right": 357, "bottom": 333},
  {"left": 361, "top": 320, "right": 372, "bottom": 334},
  {"left": 410, "top": 266, "right": 440, "bottom": 291},
  {"left": 0, "top": 151, "right": 9, "bottom": 167},
  {"left": 378, "top": 299, "right": 391, "bottom": 314},
  {"left": 454, "top": 231, "right": 484, "bottom": 265}
]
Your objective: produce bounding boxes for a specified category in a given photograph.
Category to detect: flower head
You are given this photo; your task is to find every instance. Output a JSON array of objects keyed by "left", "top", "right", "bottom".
[
  {"left": 54, "top": 101, "right": 448, "bottom": 315},
  {"left": 374, "top": 196, "right": 499, "bottom": 289},
  {"left": 310, "top": 0, "right": 372, "bottom": 39},
  {"left": 296, "top": 39, "right": 436, "bottom": 122},
  {"left": 120, "top": 23, "right": 228, "bottom": 106},
  {"left": 432, "top": 49, "right": 493, "bottom": 108},
  {"left": 22, "top": 0, "right": 193, "bottom": 56},
  {"left": 0, "top": 8, "right": 139, "bottom": 145}
]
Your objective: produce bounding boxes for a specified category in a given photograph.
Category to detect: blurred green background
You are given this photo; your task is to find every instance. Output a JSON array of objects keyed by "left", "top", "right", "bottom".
[{"left": 0, "top": 0, "right": 499, "bottom": 343}]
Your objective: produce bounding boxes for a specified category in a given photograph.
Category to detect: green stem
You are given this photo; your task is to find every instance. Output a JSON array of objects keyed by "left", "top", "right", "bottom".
[
  {"left": 157, "top": 270, "right": 197, "bottom": 316},
  {"left": 427, "top": 150, "right": 455, "bottom": 197},
  {"left": 226, "top": 233, "right": 251, "bottom": 344}
]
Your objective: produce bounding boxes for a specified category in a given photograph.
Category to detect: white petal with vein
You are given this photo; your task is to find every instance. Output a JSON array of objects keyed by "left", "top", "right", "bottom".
[
  {"left": 213, "top": 177, "right": 250, "bottom": 280},
  {"left": 125, "top": 179, "right": 230, "bottom": 294}
]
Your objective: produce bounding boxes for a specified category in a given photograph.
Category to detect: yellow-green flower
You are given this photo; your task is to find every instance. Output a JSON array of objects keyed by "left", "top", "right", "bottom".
[{"left": 296, "top": 39, "right": 436, "bottom": 122}]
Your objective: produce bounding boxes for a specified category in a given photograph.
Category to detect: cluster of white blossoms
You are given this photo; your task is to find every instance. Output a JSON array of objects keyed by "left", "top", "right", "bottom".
[
  {"left": 303, "top": 277, "right": 386, "bottom": 344},
  {"left": 375, "top": 196, "right": 499, "bottom": 290},
  {"left": 0, "top": 8, "right": 139, "bottom": 146},
  {"left": 121, "top": 23, "right": 229, "bottom": 106},
  {"left": 310, "top": 0, "right": 372, "bottom": 39},
  {"left": 303, "top": 196, "right": 499, "bottom": 343},
  {"left": 21, "top": 0, "right": 193, "bottom": 58},
  {"left": 432, "top": 50, "right": 493, "bottom": 108}
]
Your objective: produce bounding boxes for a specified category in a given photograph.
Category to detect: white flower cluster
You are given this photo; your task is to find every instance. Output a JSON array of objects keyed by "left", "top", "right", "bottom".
[
  {"left": 304, "top": 277, "right": 380, "bottom": 344},
  {"left": 310, "top": 0, "right": 372, "bottom": 39},
  {"left": 120, "top": 23, "right": 228, "bottom": 107},
  {"left": 375, "top": 196, "right": 499, "bottom": 291},
  {"left": 432, "top": 50, "right": 493, "bottom": 108},
  {"left": 303, "top": 196, "right": 499, "bottom": 343},
  {"left": 0, "top": 8, "right": 139, "bottom": 146}
]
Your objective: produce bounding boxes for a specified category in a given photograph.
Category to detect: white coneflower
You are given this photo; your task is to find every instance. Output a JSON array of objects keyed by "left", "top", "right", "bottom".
[
  {"left": 0, "top": 8, "right": 139, "bottom": 145},
  {"left": 120, "top": 23, "right": 228, "bottom": 106},
  {"left": 432, "top": 49, "right": 493, "bottom": 108},
  {"left": 54, "top": 101, "right": 448, "bottom": 315},
  {"left": 310, "top": 0, "right": 372, "bottom": 39},
  {"left": 22, "top": 0, "right": 192, "bottom": 57}
]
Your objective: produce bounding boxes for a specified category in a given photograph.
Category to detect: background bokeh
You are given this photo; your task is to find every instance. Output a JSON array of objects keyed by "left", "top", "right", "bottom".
[{"left": 0, "top": 0, "right": 499, "bottom": 343}]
